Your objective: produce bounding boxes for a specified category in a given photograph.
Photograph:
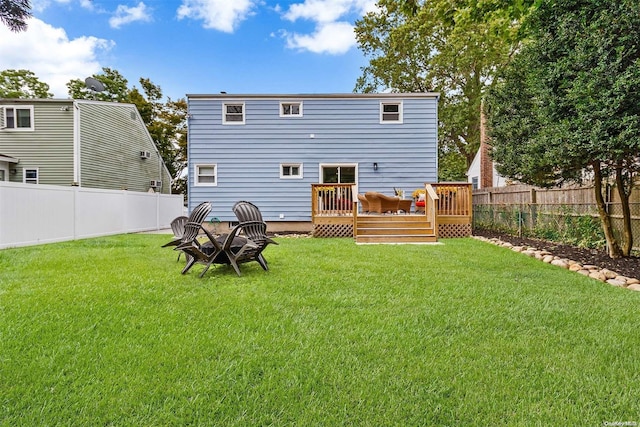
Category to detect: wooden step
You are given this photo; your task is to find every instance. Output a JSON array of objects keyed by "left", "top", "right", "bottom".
[
  {"left": 357, "top": 214, "right": 428, "bottom": 223},
  {"left": 356, "top": 234, "right": 438, "bottom": 244},
  {"left": 357, "top": 221, "right": 432, "bottom": 228},
  {"left": 356, "top": 227, "right": 434, "bottom": 236},
  {"left": 354, "top": 213, "right": 437, "bottom": 244}
]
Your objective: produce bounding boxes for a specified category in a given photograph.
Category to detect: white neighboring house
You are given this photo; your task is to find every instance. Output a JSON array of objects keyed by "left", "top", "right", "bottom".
[
  {"left": 466, "top": 141, "right": 507, "bottom": 190},
  {"left": 467, "top": 108, "right": 507, "bottom": 189}
]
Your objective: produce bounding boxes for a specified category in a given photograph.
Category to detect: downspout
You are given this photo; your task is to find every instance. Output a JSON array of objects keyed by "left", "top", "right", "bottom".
[
  {"left": 158, "top": 149, "right": 163, "bottom": 193},
  {"left": 72, "top": 101, "right": 81, "bottom": 240}
]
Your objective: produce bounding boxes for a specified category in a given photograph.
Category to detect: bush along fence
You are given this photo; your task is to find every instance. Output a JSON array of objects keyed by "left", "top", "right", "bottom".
[{"left": 472, "top": 184, "right": 640, "bottom": 252}]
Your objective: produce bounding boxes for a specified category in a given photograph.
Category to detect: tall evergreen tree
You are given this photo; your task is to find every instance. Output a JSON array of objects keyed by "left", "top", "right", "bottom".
[{"left": 486, "top": 0, "right": 640, "bottom": 257}]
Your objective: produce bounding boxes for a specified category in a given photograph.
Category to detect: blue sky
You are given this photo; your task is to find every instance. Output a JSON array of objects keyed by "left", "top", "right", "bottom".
[{"left": 0, "top": 0, "right": 378, "bottom": 100}]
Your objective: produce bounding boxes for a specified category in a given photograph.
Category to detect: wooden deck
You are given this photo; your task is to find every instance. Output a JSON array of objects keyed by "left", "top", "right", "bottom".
[{"left": 311, "top": 183, "right": 472, "bottom": 243}]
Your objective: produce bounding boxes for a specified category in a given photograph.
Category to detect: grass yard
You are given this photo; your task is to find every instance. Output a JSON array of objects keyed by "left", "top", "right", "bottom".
[{"left": 1, "top": 234, "right": 639, "bottom": 426}]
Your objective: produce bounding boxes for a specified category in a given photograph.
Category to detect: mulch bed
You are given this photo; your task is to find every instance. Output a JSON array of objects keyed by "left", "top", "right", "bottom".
[{"left": 473, "top": 228, "right": 640, "bottom": 280}]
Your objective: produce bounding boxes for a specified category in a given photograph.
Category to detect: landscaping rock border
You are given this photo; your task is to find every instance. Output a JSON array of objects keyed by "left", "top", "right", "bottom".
[
  {"left": 473, "top": 235, "right": 640, "bottom": 291},
  {"left": 272, "top": 233, "right": 312, "bottom": 238}
]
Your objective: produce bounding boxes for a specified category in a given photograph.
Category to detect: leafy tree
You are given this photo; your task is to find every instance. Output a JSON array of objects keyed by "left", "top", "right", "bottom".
[
  {"left": 67, "top": 68, "right": 188, "bottom": 194},
  {"left": 486, "top": 0, "right": 640, "bottom": 258},
  {"left": 439, "top": 146, "right": 467, "bottom": 182},
  {"left": 159, "top": 98, "right": 188, "bottom": 196},
  {"left": 66, "top": 68, "right": 130, "bottom": 102},
  {"left": 354, "top": 0, "right": 534, "bottom": 180},
  {"left": 0, "top": 69, "right": 53, "bottom": 98},
  {"left": 0, "top": 0, "right": 31, "bottom": 32}
]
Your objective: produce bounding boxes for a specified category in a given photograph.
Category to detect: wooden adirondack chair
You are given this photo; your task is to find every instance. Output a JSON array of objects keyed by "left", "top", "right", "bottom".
[
  {"left": 230, "top": 201, "right": 278, "bottom": 274},
  {"left": 162, "top": 215, "right": 189, "bottom": 260},
  {"left": 171, "top": 202, "right": 212, "bottom": 273}
]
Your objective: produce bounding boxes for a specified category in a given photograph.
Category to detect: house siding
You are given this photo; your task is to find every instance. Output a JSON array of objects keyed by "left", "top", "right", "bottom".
[
  {"left": 0, "top": 100, "right": 74, "bottom": 185},
  {"left": 187, "top": 94, "right": 439, "bottom": 222},
  {"left": 77, "top": 102, "right": 171, "bottom": 193}
]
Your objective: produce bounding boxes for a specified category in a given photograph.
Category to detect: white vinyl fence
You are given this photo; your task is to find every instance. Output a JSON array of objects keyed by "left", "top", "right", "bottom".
[{"left": 0, "top": 181, "right": 184, "bottom": 249}]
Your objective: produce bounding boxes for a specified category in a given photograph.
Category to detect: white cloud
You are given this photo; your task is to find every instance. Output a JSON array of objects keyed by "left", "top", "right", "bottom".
[
  {"left": 31, "top": 0, "right": 68, "bottom": 13},
  {"left": 0, "top": 18, "right": 113, "bottom": 98},
  {"left": 283, "top": 0, "right": 376, "bottom": 23},
  {"left": 177, "top": 0, "right": 257, "bottom": 33},
  {"left": 31, "top": 0, "right": 94, "bottom": 13},
  {"left": 109, "top": 2, "right": 152, "bottom": 29},
  {"left": 285, "top": 21, "right": 356, "bottom": 54},
  {"left": 79, "top": 0, "right": 95, "bottom": 10},
  {"left": 279, "top": 0, "right": 377, "bottom": 54}
]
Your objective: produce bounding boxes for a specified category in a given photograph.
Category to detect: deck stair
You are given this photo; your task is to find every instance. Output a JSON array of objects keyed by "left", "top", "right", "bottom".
[{"left": 355, "top": 214, "right": 437, "bottom": 244}]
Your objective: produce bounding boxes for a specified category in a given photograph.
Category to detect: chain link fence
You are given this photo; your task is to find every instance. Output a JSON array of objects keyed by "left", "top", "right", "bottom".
[{"left": 473, "top": 202, "right": 640, "bottom": 251}]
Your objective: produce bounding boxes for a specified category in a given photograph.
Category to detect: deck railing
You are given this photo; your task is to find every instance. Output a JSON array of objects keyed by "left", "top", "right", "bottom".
[
  {"left": 311, "top": 183, "right": 355, "bottom": 217},
  {"left": 310, "top": 182, "right": 472, "bottom": 238},
  {"left": 310, "top": 183, "right": 472, "bottom": 218},
  {"left": 431, "top": 182, "right": 472, "bottom": 217},
  {"left": 423, "top": 184, "right": 439, "bottom": 234}
]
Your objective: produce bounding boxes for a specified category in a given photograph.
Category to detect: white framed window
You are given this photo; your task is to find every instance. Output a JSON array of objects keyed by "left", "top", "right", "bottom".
[
  {"left": 222, "top": 103, "right": 245, "bottom": 124},
  {"left": 280, "top": 101, "right": 303, "bottom": 117},
  {"left": 280, "top": 163, "right": 303, "bottom": 179},
  {"left": 380, "top": 102, "right": 403, "bottom": 123},
  {"left": 195, "top": 164, "right": 217, "bottom": 186},
  {"left": 23, "top": 168, "right": 38, "bottom": 184},
  {"left": 3, "top": 106, "right": 34, "bottom": 130}
]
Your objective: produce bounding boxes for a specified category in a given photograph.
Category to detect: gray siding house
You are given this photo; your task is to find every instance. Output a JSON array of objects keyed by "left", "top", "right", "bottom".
[
  {"left": 0, "top": 99, "right": 171, "bottom": 193},
  {"left": 186, "top": 93, "right": 439, "bottom": 224}
]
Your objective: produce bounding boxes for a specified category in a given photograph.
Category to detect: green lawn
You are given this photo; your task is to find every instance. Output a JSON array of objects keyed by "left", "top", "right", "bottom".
[{"left": 1, "top": 235, "right": 638, "bottom": 426}]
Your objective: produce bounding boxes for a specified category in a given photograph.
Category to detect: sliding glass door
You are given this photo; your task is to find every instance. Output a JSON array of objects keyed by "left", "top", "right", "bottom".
[{"left": 320, "top": 164, "right": 356, "bottom": 184}]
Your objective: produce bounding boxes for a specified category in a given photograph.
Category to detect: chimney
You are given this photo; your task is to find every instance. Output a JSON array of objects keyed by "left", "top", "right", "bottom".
[{"left": 479, "top": 103, "right": 493, "bottom": 189}]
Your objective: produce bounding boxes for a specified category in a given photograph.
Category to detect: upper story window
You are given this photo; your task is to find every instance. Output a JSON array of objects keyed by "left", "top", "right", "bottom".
[
  {"left": 24, "top": 168, "right": 38, "bottom": 184},
  {"left": 195, "top": 164, "right": 217, "bottom": 186},
  {"left": 280, "top": 101, "right": 303, "bottom": 117},
  {"left": 223, "top": 103, "right": 245, "bottom": 124},
  {"left": 281, "top": 163, "right": 303, "bottom": 179},
  {"left": 3, "top": 106, "right": 34, "bottom": 130},
  {"left": 380, "top": 102, "right": 403, "bottom": 123}
]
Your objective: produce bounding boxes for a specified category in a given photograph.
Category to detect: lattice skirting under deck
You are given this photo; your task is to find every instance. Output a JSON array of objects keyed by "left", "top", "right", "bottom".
[
  {"left": 313, "top": 224, "right": 354, "bottom": 238},
  {"left": 438, "top": 223, "right": 471, "bottom": 238}
]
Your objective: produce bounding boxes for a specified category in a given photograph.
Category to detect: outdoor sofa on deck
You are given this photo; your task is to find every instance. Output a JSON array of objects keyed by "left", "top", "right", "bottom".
[{"left": 364, "top": 192, "right": 400, "bottom": 214}]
